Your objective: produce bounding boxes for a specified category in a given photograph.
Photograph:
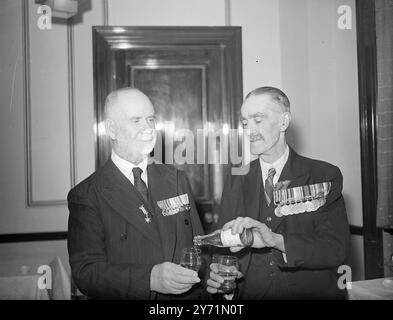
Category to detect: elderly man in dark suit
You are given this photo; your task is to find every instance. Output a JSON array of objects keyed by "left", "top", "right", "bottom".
[
  {"left": 67, "top": 87, "right": 206, "bottom": 299},
  {"left": 207, "top": 87, "right": 351, "bottom": 299}
]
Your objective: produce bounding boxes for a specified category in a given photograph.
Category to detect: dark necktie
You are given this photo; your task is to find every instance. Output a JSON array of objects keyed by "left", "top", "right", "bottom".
[
  {"left": 132, "top": 167, "right": 148, "bottom": 203},
  {"left": 264, "top": 167, "right": 276, "bottom": 207}
]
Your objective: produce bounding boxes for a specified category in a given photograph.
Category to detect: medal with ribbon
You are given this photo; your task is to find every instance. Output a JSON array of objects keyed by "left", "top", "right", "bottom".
[
  {"left": 157, "top": 194, "right": 191, "bottom": 216},
  {"left": 139, "top": 205, "right": 151, "bottom": 223},
  {"left": 273, "top": 182, "right": 331, "bottom": 217}
]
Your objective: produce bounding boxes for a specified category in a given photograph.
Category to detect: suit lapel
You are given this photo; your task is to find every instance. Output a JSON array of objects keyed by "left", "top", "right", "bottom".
[
  {"left": 98, "top": 160, "right": 162, "bottom": 248},
  {"left": 270, "top": 147, "right": 310, "bottom": 232},
  {"left": 148, "top": 162, "right": 178, "bottom": 262}
]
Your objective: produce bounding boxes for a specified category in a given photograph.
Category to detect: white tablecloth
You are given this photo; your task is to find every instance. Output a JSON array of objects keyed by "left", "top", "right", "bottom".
[
  {"left": 348, "top": 277, "right": 393, "bottom": 300},
  {"left": 0, "top": 256, "right": 71, "bottom": 300}
]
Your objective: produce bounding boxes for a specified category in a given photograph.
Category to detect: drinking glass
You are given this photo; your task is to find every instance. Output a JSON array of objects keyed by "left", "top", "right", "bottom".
[
  {"left": 180, "top": 248, "right": 202, "bottom": 273},
  {"left": 216, "top": 255, "right": 239, "bottom": 293}
]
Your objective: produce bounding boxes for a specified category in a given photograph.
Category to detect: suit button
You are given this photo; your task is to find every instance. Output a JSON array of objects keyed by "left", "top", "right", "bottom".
[
  {"left": 184, "top": 219, "right": 189, "bottom": 225},
  {"left": 120, "top": 233, "right": 127, "bottom": 240},
  {"left": 269, "top": 261, "right": 275, "bottom": 266},
  {"left": 266, "top": 217, "right": 272, "bottom": 222}
]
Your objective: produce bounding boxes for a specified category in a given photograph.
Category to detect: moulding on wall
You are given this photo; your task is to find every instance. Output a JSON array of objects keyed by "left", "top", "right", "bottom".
[
  {"left": 102, "top": 0, "right": 108, "bottom": 25},
  {"left": 225, "top": 0, "right": 231, "bottom": 26},
  {"left": 22, "top": 1, "right": 76, "bottom": 207},
  {"left": 67, "top": 21, "right": 77, "bottom": 189}
]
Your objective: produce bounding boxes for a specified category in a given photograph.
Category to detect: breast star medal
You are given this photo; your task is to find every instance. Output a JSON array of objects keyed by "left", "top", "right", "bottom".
[{"left": 139, "top": 205, "right": 151, "bottom": 223}]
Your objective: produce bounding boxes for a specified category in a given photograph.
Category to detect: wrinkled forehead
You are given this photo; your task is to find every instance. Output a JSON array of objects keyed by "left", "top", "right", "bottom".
[{"left": 241, "top": 94, "right": 284, "bottom": 116}]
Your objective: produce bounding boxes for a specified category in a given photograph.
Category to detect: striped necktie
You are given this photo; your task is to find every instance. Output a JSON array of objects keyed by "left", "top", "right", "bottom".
[
  {"left": 132, "top": 167, "right": 148, "bottom": 203},
  {"left": 264, "top": 167, "right": 276, "bottom": 207}
]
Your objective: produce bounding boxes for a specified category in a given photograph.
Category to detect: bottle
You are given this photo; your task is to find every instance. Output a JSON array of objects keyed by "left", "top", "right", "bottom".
[{"left": 193, "top": 228, "right": 253, "bottom": 248}]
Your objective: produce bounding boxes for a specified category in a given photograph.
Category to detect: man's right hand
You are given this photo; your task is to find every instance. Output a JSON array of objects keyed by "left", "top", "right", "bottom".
[
  {"left": 206, "top": 263, "right": 243, "bottom": 294},
  {"left": 150, "top": 262, "right": 201, "bottom": 295}
]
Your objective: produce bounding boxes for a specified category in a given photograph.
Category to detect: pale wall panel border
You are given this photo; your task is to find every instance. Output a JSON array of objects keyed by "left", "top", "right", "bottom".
[
  {"left": 103, "top": 0, "right": 109, "bottom": 25},
  {"left": 22, "top": 1, "right": 76, "bottom": 207},
  {"left": 225, "top": 0, "right": 231, "bottom": 26},
  {"left": 67, "top": 21, "right": 77, "bottom": 189}
]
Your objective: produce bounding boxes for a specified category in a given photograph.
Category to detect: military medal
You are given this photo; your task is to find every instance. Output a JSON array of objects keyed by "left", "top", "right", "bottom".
[
  {"left": 157, "top": 194, "right": 191, "bottom": 216},
  {"left": 305, "top": 201, "right": 313, "bottom": 212},
  {"left": 311, "top": 199, "right": 320, "bottom": 211},
  {"left": 273, "top": 181, "right": 332, "bottom": 216},
  {"left": 298, "top": 202, "right": 306, "bottom": 213},
  {"left": 274, "top": 206, "right": 283, "bottom": 217},
  {"left": 292, "top": 203, "right": 301, "bottom": 214},
  {"left": 281, "top": 205, "right": 289, "bottom": 216},
  {"left": 139, "top": 205, "right": 151, "bottom": 223},
  {"left": 288, "top": 204, "right": 297, "bottom": 215}
]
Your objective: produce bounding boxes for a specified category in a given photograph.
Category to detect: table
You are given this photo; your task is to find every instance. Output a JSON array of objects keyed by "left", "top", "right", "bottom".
[
  {"left": 347, "top": 277, "right": 393, "bottom": 300},
  {"left": 0, "top": 256, "right": 71, "bottom": 300}
]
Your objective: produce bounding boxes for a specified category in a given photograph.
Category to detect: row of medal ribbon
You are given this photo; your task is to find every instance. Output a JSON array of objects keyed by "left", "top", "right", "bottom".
[
  {"left": 273, "top": 182, "right": 331, "bottom": 206},
  {"left": 273, "top": 182, "right": 331, "bottom": 217},
  {"left": 157, "top": 193, "right": 191, "bottom": 216}
]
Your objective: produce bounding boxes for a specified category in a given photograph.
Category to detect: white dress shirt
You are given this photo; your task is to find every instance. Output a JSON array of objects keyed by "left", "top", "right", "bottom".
[
  {"left": 111, "top": 151, "right": 148, "bottom": 187},
  {"left": 259, "top": 145, "right": 290, "bottom": 187}
]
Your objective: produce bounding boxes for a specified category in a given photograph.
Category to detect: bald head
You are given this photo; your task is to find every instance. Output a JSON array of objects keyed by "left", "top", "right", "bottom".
[
  {"left": 104, "top": 87, "right": 154, "bottom": 122},
  {"left": 104, "top": 87, "right": 157, "bottom": 164}
]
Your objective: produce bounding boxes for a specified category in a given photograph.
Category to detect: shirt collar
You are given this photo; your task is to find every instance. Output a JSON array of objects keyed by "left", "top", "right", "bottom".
[
  {"left": 259, "top": 144, "right": 289, "bottom": 180},
  {"left": 111, "top": 150, "right": 148, "bottom": 180}
]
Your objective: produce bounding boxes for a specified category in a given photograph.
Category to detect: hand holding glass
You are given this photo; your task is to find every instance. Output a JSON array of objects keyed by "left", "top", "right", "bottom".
[
  {"left": 180, "top": 248, "right": 202, "bottom": 273},
  {"left": 215, "top": 255, "right": 239, "bottom": 293}
]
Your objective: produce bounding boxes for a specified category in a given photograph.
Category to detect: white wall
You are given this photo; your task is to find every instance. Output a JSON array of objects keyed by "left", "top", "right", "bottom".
[
  {"left": 231, "top": 0, "right": 282, "bottom": 95},
  {"left": 0, "top": 0, "right": 364, "bottom": 279},
  {"left": 0, "top": 0, "right": 67, "bottom": 235},
  {"left": 0, "top": 0, "right": 103, "bottom": 273},
  {"left": 279, "top": 0, "right": 363, "bottom": 279},
  {"left": 0, "top": 0, "right": 102, "bottom": 235},
  {"left": 280, "top": 0, "right": 362, "bottom": 227},
  {"left": 108, "top": 0, "right": 226, "bottom": 25}
]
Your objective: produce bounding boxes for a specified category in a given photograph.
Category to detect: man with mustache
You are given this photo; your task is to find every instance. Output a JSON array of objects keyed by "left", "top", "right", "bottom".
[
  {"left": 207, "top": 86, "right": 350, "bottom": 299},
  {"left": 67, "top": 88, "right": 206, "bottom": 299}
]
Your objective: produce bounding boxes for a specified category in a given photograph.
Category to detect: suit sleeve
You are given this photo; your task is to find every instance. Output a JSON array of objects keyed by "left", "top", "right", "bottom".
[
  {"left": 278, "top": 166, "right": 351, "bottom": 269},
  {"left": 67, "top": 185, "right": 154, "bottom": 299}
]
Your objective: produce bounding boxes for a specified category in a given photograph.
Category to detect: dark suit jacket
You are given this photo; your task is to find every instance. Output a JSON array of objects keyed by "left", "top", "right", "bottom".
[
  {"left": 218, "top": 147, "right": 351, "bottom": 299},
  {"left": 67, "top": 158, "right": 207, "bottom": 300}
]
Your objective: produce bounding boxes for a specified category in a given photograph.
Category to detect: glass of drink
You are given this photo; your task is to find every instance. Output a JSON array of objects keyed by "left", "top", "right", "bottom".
[
  {"left": 216, "top": 255, "right": 239, "bottom": 293},
  {"left": 180, "top": 248, "right": 202, "bottom": 273}
]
